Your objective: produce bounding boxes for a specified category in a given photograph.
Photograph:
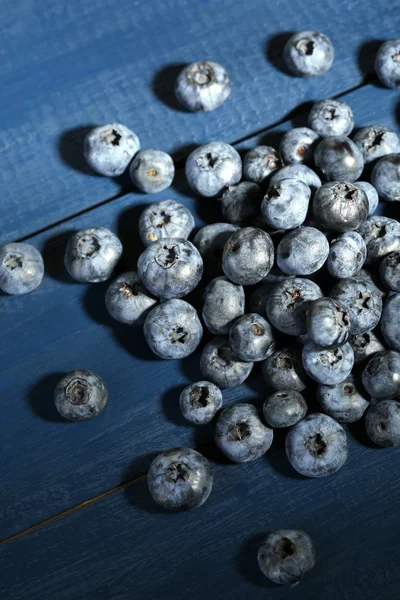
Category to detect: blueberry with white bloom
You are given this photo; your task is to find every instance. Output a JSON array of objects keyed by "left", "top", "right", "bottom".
[
  {"left": 362, "top": 350, "right": 400, "bottom": 399},
  {"left": 371, "top": 154, "right": 400, "bottom": 202},
  {"left": 266, "top": 278, "right": 323, "bottom": 336},
  {"left": 307, "top": 298, "right": 351, "bottom": 348},
  {"left": 277, "top": 227, "right": 329, "bottom": 275},
  {"left": 312, "top": 182, "right": 368, "bottom": 232},
  {"left": 229, "top": 313, "right": 275, "bottom": 362},
  {"left": 365, "top": 401, "right": 400, "bottom": 447},
  {"left": 317, "top": 376, "right": 369, "bottom": 423},
  {"left": 327, "top": 231, "right": 366, "bottom": 279},
  {"left": 279, "top": 127, "right": 319, "bottom": 165},
  {"left": 179, "top": 381, "right": 223, "bottom": 425},
  {"left": 356, "top": 182, "right": 379, "bottom": 215},
  {"left": 105, "top": 271, "right": 157, "bottom": 326},
  {"left": 0, "top": 243, "right": 44, "bottom": 295},
  {"left": 261, "top": 178, "right": 311, "bottom": 230},
  {"left": 261, "top": 347, "right": 308, "bottom": 392},
  {"left": 192, "top": 223, "right": 239, "bottom": 276},
  {"left": 222, "top": 227, "right": 274, "bottom": 285},
  {"left": 314, "top": 137, "right": 364, "bottom": 182},
  {"left": 185, "top": 141, "right": 241, "bottom": 197},
  {"left": 302, "top": 340, "right": 354, "bottom": 385},
  {"left": 64, "top": 227, "right": 122, "bottom": 283},
  {"left": 243, "top": 146, "right": 282, "bottom": 185},
  {"left": 350, "top": 330, "right": 385, "bottom": 365},
  {"left": 375, "top": 39, "right": 400, "bottom": 89},
  {"left": 202, "top": 276, "right": 245, "bottom": 335},
  {"left": 357, "top": 216, "right": 400, "bottom": 265},
  {"left": 308, "top": 99, "right": 354, "bottom": 138},
  {"left": 220, "top": 182, "right": 263, "bottom": 226},
  {"left": 200, "top": 337, "right": 253, "bottom": 389},
  {"left": 263, "top": 390, "right": 307, "bottom": 428},
  {"left": 269, "top": 164, "right": 321, "bottom": 194},
  {"left": 330, "top": 277, "right": 382, "bottom": 334},
  {"left": 175, "top": 61, "right": 231, "bottom": 112},
  {"left": 139, "top": 200, "right": 194, "bottom": 247},
  {"left": 130, "top": 149, "right": 174, "bottom": 193},
  {"left": 84, "top": 123, "right": 140, "bottom": 177},
  {"left": 54, "top": 370, "right": 108, "bottom": 421},
  {"left": 258, "top": 529, "right": 316, "bottom": 586},
  {"left": 284, "top": 31, "right": 334, "bottom": 77},
  {"left": 353, "top": 125, "right": 400, "bottom": 165},
  {"left": 380, "top": 293, "right": 400, "bottom": 351}
]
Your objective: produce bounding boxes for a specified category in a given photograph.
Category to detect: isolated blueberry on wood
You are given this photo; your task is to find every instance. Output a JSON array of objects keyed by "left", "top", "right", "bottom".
[
  {"left": 179, "top": 381, "right": 222, "bottom": 425},
  {"left": 200, "top": 337, "right": 253, "bottom": 389},
  {"left": 64, "top": 227, "right": 122, "bottom": 283},
  {"left": 139, "top": 200, "right": 195, "bottom": 247},
  {"left": 375, "top": 39, "right": 400, "bottom": 89},
  {"left": 365, "top": 401, "right": 400, "bottom": 447},
  {"left": 258, "top": 529, "right": 316, "bottom": 586},
  {"left": 54, "top": 370, "right": 108, "bottom": 421},
  {"left": 284, "top": 30, "right": 334, "bottom": 77},
  {"left": 0, "top": 243, "right": 44, "bottom": 295},
  {"left": 130, "top": 149, "right": 175, "bottom": 194},
  {"left": 105, "top": 271, "right": 157, "bottom": 326},
  {"left": 185, "top": 142, "right": 241, "bottom": 197},
  {"left": 84, "top": 123, "right": 140, "bottom": 177},
  {"left": 175, "top": 61, "right": 231, "bottom": 112}
]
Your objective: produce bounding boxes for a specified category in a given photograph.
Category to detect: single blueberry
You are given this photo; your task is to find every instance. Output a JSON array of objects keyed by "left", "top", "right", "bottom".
[
  {"left": 353, "top": 125, "right": 400, "bottom": 166},
  {"left": 229, "top": 313, "right": 275, "bottom": 362},
  {"left": 362, "top": 350, "right": 400, "bottom": 399},
  {"left": 179, "top": 381, "right": 223, "bottom": 425},
  {"left": 327, "top": 231, "right": 366, "bottom": 279},
  {"left": 314, "top": 137, "right": 364, "bottom": 182},
  {"left": 365, "top": 401, "right": 400, "bottom": 447},
  {"left": 283, "top": 30, "right": 334, "bottom": 77},
  {"left": 185, "top": 142, "right": 241, "bottom": 197},
  {"left": 143, "top": 299, "right": 202, "bottom": 360},
  {"left": 375, "top": 39, "right": 400, "bottom": 89},
  {"left": 350, "top": 330, "right": 385, "bottom": 365},
  {"left": 261, "top": 178, "right": 311, "bottom": 230},
  {"left": 312, "top": 182, "right": 368, "bottom": 232},
  {"left": 222, "top": 227, "right": 274, "bottom": 285},
  {"left": 0, "top": 243, "right": 44, "bottom": 295},
  {"left": 357, "top": 216, "right": 400, "bottom": 265},
  {"left": 139, "top": 200, "right": 195, "bottom": 247},
  {"left": 192, "top": 223, "right": 239, "bottom": 276},
  {"left": 215, "top": 403, "right": 273, "bottom": 462},
  {"left": 269, "top": 164, "right": 321, "bottom": 194},
  {"left": 175, "top": 61, "right": 231, "bottom": 112},
  {"left": 371, "top": 154, "right": 400, "bottom": 202},
  {"left": 277, "top": 227, "right": 329, "bottom": 275},
  {"left": 261, "top": 346, "right": 308, "bottom": 392},
  {"left": 302, "top": 340, "right": 354, "bottom": 385},
  {"left": 220, "top": 181, "right": 263, "bottom": 226},
  {"left": 379, "top": 251, "right": 400, "bottom": 291},
  {"left": 279, "top": 127, "right": 319, "bottom": 165},
  {"left": 308, "top": 99, "right": 354, "bottom": 138},
  {"left": 147, "top": 448, "right": 213, "bottom": 510},
  {"left": 54, "top": 370, "right": 108, "bottom": 421},
  {"left": 317, "top": 376, "right": 369, "bottom": 423},
  {"left": 266, "top": 277, "right": 323, "bottom": 336},
  {"left": 258, "top": 529, "right": 316, "bottom": 587},
  {"left": 330, "top": 277, "right": 382, "bottom": 334},
  {"left": 105, "top": 271, "right": 157, "bottom": 326},
  {"left": 137, "top": 238, "right": 203, "bottom": 299},
  {"left": 130, "top": 149, "right": 174, "bottom": 194},
  {"left": 84, "top": 123, "right": 140, "bottom": 177},
  {"left": 263, "top": 390, "right": 307, "bottom": 428},
  {"left": 355, "top": 182, "right": 379, "bottom": 215},
  {"left": 242, "top": 146, "right": 282, "bottom": 185},
  {"left": 200, "top": 337, "right": 253, "bottom": 389},
  {"left": 202, "top": 276, "right": 245, "bottom": 335},
  {"left": 381, "top": 293, "right": 400, "bottom": 351},
  {"left": 306, "top": 298, "right": 351, "bottom": 348},
  {"left": 286, "top": 413, "right": 348, "bottom": 477},
  {"left": 64, "top": 227, "right": 122, "bottom": 283}
]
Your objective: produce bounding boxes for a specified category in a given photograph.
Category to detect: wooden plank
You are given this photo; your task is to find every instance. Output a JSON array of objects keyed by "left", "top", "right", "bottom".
[
  {"left": 0, "top": 84, "right": 398, "bottom": 540},
  {"left": 2, "top": 440, "right": 400, "bottom": 600},
  {"left": 1, "top": 0, "right": 398, "bottom": 242}
]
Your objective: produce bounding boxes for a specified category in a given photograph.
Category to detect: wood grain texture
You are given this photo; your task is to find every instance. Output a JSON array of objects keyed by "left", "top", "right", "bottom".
[
  {"left": 1, "top": 0, "right": 398, "bottom": 242},
  {"left": 1, "top": 83, "right": 399, "bottom": 541},
  {"left": 2, "top": 443, "right": 400, "bottom": 600}
]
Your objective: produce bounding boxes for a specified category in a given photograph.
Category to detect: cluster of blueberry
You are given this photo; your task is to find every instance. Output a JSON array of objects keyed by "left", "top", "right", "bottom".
[{"left": 1, "top": 31, "right": 400, "bottom": 587}]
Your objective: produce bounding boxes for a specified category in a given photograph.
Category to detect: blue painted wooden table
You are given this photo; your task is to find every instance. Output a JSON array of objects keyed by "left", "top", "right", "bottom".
[{"left": 1, "top": 1, "right": 400, "bottom": 598}]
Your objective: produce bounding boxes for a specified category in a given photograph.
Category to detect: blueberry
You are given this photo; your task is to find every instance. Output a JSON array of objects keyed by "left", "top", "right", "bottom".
[
  {"left": 307, "top": 298, "right": 351, "bottom": 348},
  {"left": 362, "top": 350, "right": 400, "bottom": 399},
  {"left": 286, "top": 413, "right": 348, "bottom": 477},
  {"left": 64, "top": 227, "right": 122, "bottom": 283},
  {"left": 54, "top": 370, "right": 108, "bottom": 421},
  {"left": 137, "top": 238, "right": 203, "bottom": 299},
  {"left": 175, "top": 61, "right": 231, "bottom": 112},
  {"left": 371, "top": 154, "right": 400, "bottom": 202},
  {"left": 139, "top": 200, "right": 195, "bottom": 247},
  {"left": 379, "top": 251, "right": 400, "bottom": 291},
  {"left": 327, "top": 231, "right": 366, "bottom": 279},
  {"left": 219, "top": 181, "right": 263, "bottom": 226},
  {"left": 261, "top": 346, "right": 308, "bottom": 392},
  {"left": 229, "top": 313, "right": 275, "bottom": 362},
  {"left": 215, "top": 403, "right": 273, "bottom": 462},
  {"left": 202, "top": 276, "right": 245, "bottom": 335},
  {"left": 317, "top": 376, "right": 369, "bottom": 423},
  {"left": 84, "top": 123, "right": 140, "bottom": 177},
  {"left": 185, "top": 142, "right": 241, "bottom": 197},
  {"left": 269, "top": 164, "right": 321, "bottom": 194},
  {"left": 105, "top": 271, "right": 157, "bottom": 326},
  {"left": 312, "top": 182, "right": 368, "bottom": 232},
  {"left": 350, "top": 330, "right": 385, "bottom": 365},
  {"left": 375, "top": 39, "right": 400, "bottom": 89},
  {"left": 222, "top": 227, "right": 274, "bottom": 285},
  {"left": 354, "top": 269, "right": 386, "bottom": 298},
  {"left": 283, "top": 30, "right": 334, "bottom": 77},
  {"left": 200, "top": 337, "right": 253, "bottom": 389},
  {"left": 261, "top": 178, "right": 311, "bottom": 230},
  {"left": 308, "top": 99, "right": 354, "bottom": 138},
  {"left": 243, "top": 146, "right": 282, "bottom": 185},
  {"left": 192, "top": 223, "right": 239, "bottom": 276},
  {"left": 147, "top": 448, "right": 213, "bottom": 510},
  {"left": 365, "top": 401, "right": 400, "bottom": 447},
  {"left": 355, "top": 182, "right": 379, "bottom": 215},
  {"left": 302, "top": 340, "right": 354, "bottom": 385},
  {"left": 263, "top": 390, "right": 307, "bottom": 428},
  {"left": 353, "top": 125, "right": 400, "bottom": 166},
  {"left": 130, "top": 149, "right": 174, "bottom": 194},
  {"left": 179, "top": 381, "right": 223, "bottom": 425},
  {"left": 279, "top": 127, "right": 319, "bottom": 165},
  {"left": 330, "top": 277, "right": 382, "bottom": 334},
  {"left": 314, "top": 137, "right": 364, "bottom": 182},
  {"left": 381, "top": 293, "right": 400, "bottom": 351},
  {"left": 0, "top": 243, "right": 44, "bottom": 295},
  {"left": 258, "top": 529, "right": 316, "bottom": 586},
  {"left": 266, "top": 278, "right": 323, "bottom": 336},
  {"left": 357, "top": 216, "right": 400, "bottom": 264},
  {"left": 144, "top": 299, "right": 202, "bottom": 360},
  {"left": 277, "top": 227, "right": 329, "bottom": 275}
]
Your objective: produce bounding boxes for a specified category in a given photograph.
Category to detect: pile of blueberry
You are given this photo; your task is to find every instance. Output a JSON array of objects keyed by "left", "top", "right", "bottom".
[{"left": 1, "top": 32, "right": 400, "bottom": 587}]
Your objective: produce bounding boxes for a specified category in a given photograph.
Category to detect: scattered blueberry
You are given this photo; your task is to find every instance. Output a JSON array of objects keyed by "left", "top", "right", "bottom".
[
  {"left": 380, "top": 293, "right": 400, "bottom": 351},
  {"left": 308, "top": 99, "right": 354, "bottom": 138},
  {"left": 261, "top": 178, "right": 311, "bottom": 230},
  {"left": 64, "top": 227, "right": 122, "bottom": 283},
  {"left": 284, "top": 30, "right": 334, "bottom": 77},
  {"left": 84, "top": 123, "right": 140, "bottom": 177},
  {"left": 362, "top": 350, "right": 400, "bottom": 399},
  {"left": 0, "top": 243, "right": 44, "bottom": 295},
  {"left": 365, "top": 400, "right": 400, "bottom": 447},
  {"left": 200, "top": 337, "right": 253, "bottom": 389},
  {"left": 229, "top": 313, "right": 275, "bottom": 362},
  {"left": 353, "top": 125, "right": 400, "bottom": 166},
  {"left": 139, "top": 199, "right": 195, "bottom": 247},
  {"left": 371, "top": 154, "right": 400, "bottom": 202},
  {"left": 314, "top": 136, "right": 364, "bottom": 182},
  {"left": 105, "top": 271, "right": 157, "bottom": 326},
  {"left": 355, "top": 181, "right": 379, "bottom": 215},
  {"left": 193, "top": 223, "right": 239, "bottom": 276},
  {"left": 330, "top": 277, "right": 382, "bottom": 334},
  {"left": 350, "top": 330, "right": 385, "bottom": 365},
  {"left": 277, "top": 227, "right": 329, "bottom": 275},
  {"left": 375, "top": 39, "right": 400, "bottom": 89},
  {"left": 261, "top": 346, "right": 308, "bottom": 392},
  {"left": 202, "top": 276, "right": 245, "bottom": 335},
  {"left": 179, "top": 381, "right": 223, "bottom": 425},
  {"left": 279, "top": 127, "right": 319, "bottom": 165},
  {"left": 327, "top": 231, "right": 366, "bottom": 279},
  {"left": 357, "top": 216, "right": 400, "bottom": 265},
  {"left": 175, "top": 61, "right": 231, "bottom": 111},
  {"left": 130, "top": 149, "right": 175, "bottom": 194},
  {"left": 302, "top": 339, "right": 354, "bottom": 385},
  {"left": 263, "top": 390, "right": 307, "bottom": 428},
  {"left": 222, "top": 227, "right": 274, "bottom": 285},
  {"left": 317, "top": 375, "right": 369, "bottom": 423},
  {"left": 306, "top": 297, "right": 351, "bottom": 348},
  {"left": 185, "top": 142, "right": 242, "bottom": 197},
  {"left": 258, "top": 529, "right": 316, "bottom": 586},
  {"left": 269, "top": 164, "right": 321, "bottom": 194},
  {"left": 243, "top": 146, "right": 282, "bottom": 185},
  {"left": 54, "top": 370, "right": 108, "bottom": 421},
  {"left": 220, "top": 182, "right": 263, "bottom": 226},
  {"left": 379, "top": 251, "right": 400, "bottom": 291},
  {"left": 312, "top": 182, "right": 368, "bottom": 232}
]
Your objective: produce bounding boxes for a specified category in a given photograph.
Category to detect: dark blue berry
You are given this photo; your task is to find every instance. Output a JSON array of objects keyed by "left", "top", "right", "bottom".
[
  {"left": 0, "top": 243, "right": 44, "bottom": 295},
  {"left": 229, "top": 313, "right": 275, "bottom": 362},
  {"left": 263, "top": 390, "right": 307, "bottom": 428},
  {"left": 302, "top": 340, "right": 354, "bottom": 385},
  {"left": 314, "top": 137, "right": 364, "bottom": 182},
  {"left": 365, "top": 401, "right": 400, "bottom": 447},
  {"left": 202, "top": 276, "right": 245, "bottom": 335},
  {"left": 105, "top": 271, "right": 157, "bottom": 326},
  {"left": 312, "top": 182, "right": 368, "bottom": 232},
  {"left": 266, "top": 278, "right": 323, "bottom": 336},
  {"left": 261, "top": 178, "right": 311, "bottom": 230},
  {"left": 307, "top": 297, "right": 351, "bottom": 348},
  {"left": 185, "top": 142, "right": 241, "bottom": 197},
  {"left": 362, "top": 350, "right": 400, "bottom": 399},
  {"left": 317, "top": 376, "right": 369, "bottom": 422},
  {"left": 279, "top": 127, "right": 319, "bottom": 165},
  {"left": 220, "top": 182, "right": 263, "bottom": 226},
  {"left": 54, "top": 370, "right": 108, "bottom": 421},
  {"left": 179, "top": 381, "right": 222, "bottom": 425},
  {"left": 200, "top": 337, "right": 253, "bottom": 389},
  {"left": 64, "top": 227, "right": 122, "bottom": 283},
  {"left": 258, "top": 529, "right": 316, "bottom": 586},
  {"left": 261, "top": 346, "right": 308, "bottom": 392},
  {"left": 277, "top": 227, "right": 329, "bottom": 275},
  {"left": 222, "top": 227, "right": 274, "bottom": 285}
]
